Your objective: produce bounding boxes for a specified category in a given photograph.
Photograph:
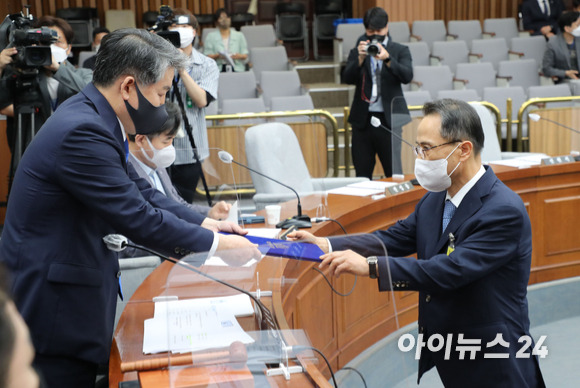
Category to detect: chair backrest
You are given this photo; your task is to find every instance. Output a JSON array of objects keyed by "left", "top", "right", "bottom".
[
  {"left": 388, "top": 21, "right": 410, "bottom": 43},
  {"left": 412, "top": 65, "right": 454, "bottom": 97},
  {"left": 260, "top": 70, "right": 302, "bottom": 108},
  {"left": 403, "top": 90, "right": 432, "bottom": 117},
  {"left": 498, "top": 58, "right": 540, "bottom": 91},
  {"left": 217, "top": 71, "right": 258, "bottom": 110},
  {"left": 470, "top": 102, "right": 502, "bottom": 162},
  {"left": 105, "top": 9, "right": 136, "bottom": 31},
  {"left": 455, "top": 62, "right": 497, "bottom": 97},
  {"left": 275, "top": 3, "right": 307, "bottom": 40},
  {"left": 471, "top": 38, "right": 509, "bottom": 69},
  {"left": 78, "top": 50, "right": 94, "bottom": 68},
  {"left": 314, "top": 13, "right": 341, "bottom": 40},
  {"left": 245, "top": 122, "right": 315, "bottom": 194},
  {"left": 221, "top": 97, "right": 267, "bottom": 125},
  {"left": 270, "top": 95, "right": 314, "bottom": 123},
  {"left": 412, "top": 20, "right": 447, "bottom": 50},
  {"left": 437, "top": 88, "right": 481, "bottom": 102},
  {"left": 510, "top": 36, "right": 547, "bottom": 69},
  {"left": 528, "top": 84, "right": 572, "bottom": 108},
  {"left": 483, "top": 18, "right": 519, "bottom": 47},
  {"left": 201, "top": 27, "right": 218, "bottom": 49},
  {"left": 483, "top": 85, "right": 527, "bottom": 138},
  {"left": 431, "top": 40, "right": 469, "bottom": 74},
  {"left": 241, "top": 24, "right": 278, "bottom": 52},
  {"left": 447, "top": 20, "right": 482, "bottom": 49},
  {"left": 250, "top": 46, "right": 289, "bottom": 83},
  {"left": 335, "top": 23, "right": 365, "bottom": 62},
  {"left": 403, "top": 41, "right": 430, "bottom": 67}
]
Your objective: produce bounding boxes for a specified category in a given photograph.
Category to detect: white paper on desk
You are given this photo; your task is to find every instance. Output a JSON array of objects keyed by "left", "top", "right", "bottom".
[
  {"left": 246, "top": 228, "right": 281, "bottom": 239},
  {"left": 486, "top": 154, "right": 547, "bottom": 168},
  {"left": 219, "top": 51, "right": 236, "bottom": 68},
  {"left": 143, "top": 304, "right": 255, "bottom": 354},
  {"left": 154, "top": 294, "right": 255, "bottom": 319},
  {"left": 226, "top": 200, "right": 238, "bottom": 223},
  {"left": 326, "top": 180, "right": 398, "bottom": 196}
]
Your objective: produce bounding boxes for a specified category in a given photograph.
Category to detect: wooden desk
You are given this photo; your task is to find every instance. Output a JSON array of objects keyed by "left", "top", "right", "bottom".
[{"left": 111, "top": 162, "right": 580, "bottom": 387}]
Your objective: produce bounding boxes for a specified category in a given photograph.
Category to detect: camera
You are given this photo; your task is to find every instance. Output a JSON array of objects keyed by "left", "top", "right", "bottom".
[
  {"left": 148, "top": 5, "right": 180, "bottom": 48},
  {"left": 366, "top": 40, "right": 381, "bottom": 57}
]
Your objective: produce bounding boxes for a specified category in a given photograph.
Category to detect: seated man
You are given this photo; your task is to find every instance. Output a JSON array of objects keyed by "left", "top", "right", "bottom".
[
  {"left": 127, "top": 101, "right": 231, "bottom": 220},
  {"left": 203, "top": 8, "right": 248, "bottom": 72},
  {"left": 82, "top": 26, "right": 110, "bottom": 70}
]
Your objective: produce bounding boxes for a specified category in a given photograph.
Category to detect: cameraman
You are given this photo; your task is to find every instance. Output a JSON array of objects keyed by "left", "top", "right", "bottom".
[
  {"left": 343, "top": 7, "right": 413, "bottom": 179},
  {"left": 0, "top": 16, "right": 92, "bottom": 158},
  {"left": 167, "top": 8, "right": 219, "bottom": 203}
]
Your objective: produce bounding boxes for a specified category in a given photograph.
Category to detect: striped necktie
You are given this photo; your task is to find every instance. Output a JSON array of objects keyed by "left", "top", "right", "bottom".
[{"left": 442, "top": 200, "right": 456, "bottom": 232}]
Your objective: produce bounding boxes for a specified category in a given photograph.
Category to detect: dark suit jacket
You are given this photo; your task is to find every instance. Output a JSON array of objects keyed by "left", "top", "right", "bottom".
[
  {"left": 343, "top": 35, "right": 413, "bottom": 130},
  {"left": 542, "top": 33, "right": 580, "bottom": 82},
  {"left": 330, "top": 167, "right": 545, "bottom": 388},
  {"left": 522, "top": 0, "right": 564, "bottom": 36},
  {"left": 0, "top": 83, "right": 215, "bottom": 364}
]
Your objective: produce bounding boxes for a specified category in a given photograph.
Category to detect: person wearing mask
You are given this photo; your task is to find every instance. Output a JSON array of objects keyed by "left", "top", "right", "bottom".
[
  {"left": 168, "top": 9, "right": 220, "bottom": 203},
  {"left": 522, "top": 0, "right": 565, "bottom": 39},
  {"left": 0, "top": 28, "right": 256, "bottom": 388},
  {"left": 203, "top": 8, "right": 249, "bottom": 72},
  {"left": 343, "top": 7, "right": 413, "bottom": 180},
  {"left": 82, "top": 26, "right": 110, "bottom": 70},
  {"left": 289, "top": 99, "right": 546, "bottom": 388},
  {"left": 542, "top": 11, "right": 580, "bottom": 83},
  {"left": 0, "top": 16, "right": 93, "bottom": 165},
  {"left": 128, "top": 101, "right": 231, "bottom": 220}
]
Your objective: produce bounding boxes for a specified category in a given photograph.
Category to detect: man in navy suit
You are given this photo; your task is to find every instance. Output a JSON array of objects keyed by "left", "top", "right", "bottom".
[
  {"left": 289, "top": 99, "right": 545, "bottom": 387},
  {"left": 522, "top": 0, "right": 565, "bottom": 39},
  {"left": 0, "top": 28, "right": 256, "bottom": 388},
  {"left": 344, "top": 7, "right": 413, "bottom": 179}
]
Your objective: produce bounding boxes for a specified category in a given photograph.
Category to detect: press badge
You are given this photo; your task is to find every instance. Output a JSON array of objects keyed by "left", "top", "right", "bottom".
[{"left": 447, "top": 233, "right": 455, "bottom": 256}]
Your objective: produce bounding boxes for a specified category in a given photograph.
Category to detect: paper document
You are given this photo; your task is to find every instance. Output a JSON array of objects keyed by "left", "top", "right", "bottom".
[
  {"left": 143, "top": 296, "right": 255, "bottom": 354},
  {"left": 486, "top": 154, "right": 548, "bottom": 168},
  {"left": 226, "top": 200, "right": 238, "bottom": 224},
  {"left": 219, "top": 51, "right": 236, "bottom": 68},
  {"left": 327, "top": 180, "right": 399, "bottom": 196}
]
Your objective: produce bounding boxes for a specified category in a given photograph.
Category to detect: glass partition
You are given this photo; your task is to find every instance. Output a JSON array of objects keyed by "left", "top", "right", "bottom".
[{"left": 392, "top": 95, "right": 419, "bottom": 176}]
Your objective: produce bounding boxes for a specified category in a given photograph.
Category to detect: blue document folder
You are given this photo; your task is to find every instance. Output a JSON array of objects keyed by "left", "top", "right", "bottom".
[{"left": 244, "top": 235, "right": 324, "bottom": 262}]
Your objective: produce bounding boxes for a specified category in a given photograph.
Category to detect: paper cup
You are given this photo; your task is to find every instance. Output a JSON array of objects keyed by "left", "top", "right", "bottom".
[{"left": 265, "top": 205, "right": 281, "bottom": 225}]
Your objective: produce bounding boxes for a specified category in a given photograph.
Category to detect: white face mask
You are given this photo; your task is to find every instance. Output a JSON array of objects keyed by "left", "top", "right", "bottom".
[
  {"left": 572, "top": 26, "right": 580, "bottom": 37},
  {"left": 414, "top": 143, "right": 462, "bottom": 192},
  {"left": 141, "top": 137, "right": 176, "bottom": 169},
  {"left": 50, "top": 44, "right": 68, "bottom": 63},
  {"left": 175, "top": 27, "right": 195, "bottom": 48}
]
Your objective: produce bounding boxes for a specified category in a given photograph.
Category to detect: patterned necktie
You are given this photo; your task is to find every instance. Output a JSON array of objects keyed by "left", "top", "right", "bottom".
[
  {"left": 442, "top": 200, "right": 456, "bottom": 232},
  {"left": 543, "top": 0, "right": 550, "bottom": 16},
  {"left": 124, "top": 139, "right": 129, "bottom": 163}
]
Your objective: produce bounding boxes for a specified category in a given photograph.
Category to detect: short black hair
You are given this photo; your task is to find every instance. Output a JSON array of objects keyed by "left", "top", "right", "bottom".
[
  {"left": 423, "top": 99, "right": 485, "bottom": 156},
  {"left": 35, "top": 15, "right": 74, "bottom": 45},
  {"left": 128, "top": 101, "right": 181, "bottom": 142},
  {"left": 92, "top": 27, "right": 110, "bottom": 40},
  {"left": 363, "top": 7, "right": 388, "bottom": 30},
  {"left": 558, "top": 11, "right": 580, "bottom": 32},
  {"left": 214, "top": 8, "right": 230, "bottom": 22}
]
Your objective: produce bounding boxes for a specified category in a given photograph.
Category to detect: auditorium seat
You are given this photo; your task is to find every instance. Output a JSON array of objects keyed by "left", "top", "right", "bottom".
[
  {"left": 411, "top": 20, "right": 447, "bottom": 51},
  {"left": 447, "top": 20, "right": 482, "bottom": 49},
  {"left": 431, "top": 40, "right": 469, "bottom": 74}
]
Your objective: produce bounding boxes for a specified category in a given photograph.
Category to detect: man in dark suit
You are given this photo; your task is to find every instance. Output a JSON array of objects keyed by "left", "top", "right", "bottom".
[
  {"left": 522, "top": 0, "right": 565, "bottom": 39},
  {"left": 0, "top": 28, "right": 256, "bottom": 388},
  {"left": 344, "top": 7, "right": 413, "bottom": 179},
  {"left": 289, "top": 99, "right": 545, "bottom": 387},
  {"left": 542, "top": 11, "right": 580, "bottom": 83}
]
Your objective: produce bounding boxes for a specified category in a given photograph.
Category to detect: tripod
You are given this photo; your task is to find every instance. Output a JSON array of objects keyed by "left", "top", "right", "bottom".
[
  {"left": 171, "top": 75, "right": 213, "bottom": 207},
  {"left": 8, "top": 69, "right": 44, "bottom": 196}
]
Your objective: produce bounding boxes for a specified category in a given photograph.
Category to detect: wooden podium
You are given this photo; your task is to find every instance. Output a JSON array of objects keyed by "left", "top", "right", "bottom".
[{"left": 110, "top": 162, "right": 580, "bottom": 387}]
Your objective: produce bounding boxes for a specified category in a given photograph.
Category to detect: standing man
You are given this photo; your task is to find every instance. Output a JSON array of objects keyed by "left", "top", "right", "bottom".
[
  {"left": 522, "top": 0, "right": 565, "bottom": 39},
  {"left": 289, "top": 99, "right": 545, "bottom": 387},
  {"left": 0, "top": 28, "right": 255, "bottom": 388},
  {"left": 542, "top": 11, "right": 580, "bottom": 83},
  {"left": 169, "top": 9, "right": 220, "bottom": 203},
  {"left": 204, "top": 8, "right": 249, "bottom": 72},
  {"left": 344, "top": 7, "right": 413, "bottom": 179}
]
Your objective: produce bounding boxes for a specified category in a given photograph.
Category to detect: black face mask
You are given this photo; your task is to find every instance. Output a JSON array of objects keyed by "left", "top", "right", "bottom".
[
  {"left": 124, "top": 83, "right": 168, "bottom": 135},
  {"left": 366, "top": 34, "right": 386, "bottom": 43}
]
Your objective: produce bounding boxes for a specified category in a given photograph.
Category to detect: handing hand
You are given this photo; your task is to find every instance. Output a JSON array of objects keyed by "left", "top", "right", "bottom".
[
  {"left": 208, "top": 201, "right": 232, "bottom": 220},
  {"left": 286, "top": 230, "right": 329, "bottom": 253},
  {"left": 319, "top": 250, "right": 369, "bottom": 278},
  {"left": 216, "top": 234, "right": 261, "bottom": 264},
  {"left": 202, "top": 219, "right": 248, "bottom": 236}
]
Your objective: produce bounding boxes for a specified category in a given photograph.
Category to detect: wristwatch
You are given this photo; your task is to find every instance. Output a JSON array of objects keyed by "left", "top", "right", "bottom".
[{"left": 367, "top": 256, "right": 378, "bottom": 279}]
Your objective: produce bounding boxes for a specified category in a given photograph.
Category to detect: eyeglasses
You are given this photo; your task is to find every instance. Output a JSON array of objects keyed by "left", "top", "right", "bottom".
[{"left": 413, "top": 140, "right": 461, "bottom": 160}]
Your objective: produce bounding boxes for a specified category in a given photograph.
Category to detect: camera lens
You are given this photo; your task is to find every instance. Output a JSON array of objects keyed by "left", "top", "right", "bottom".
[{"left": 366, "top": 43, "right": 380, "bottom": 56}]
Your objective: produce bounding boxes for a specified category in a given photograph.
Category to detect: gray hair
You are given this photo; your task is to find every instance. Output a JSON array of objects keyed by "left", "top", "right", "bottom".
[
  {"left": 93, "top": 28, "right": 189, "bottom": 87},
  {"left": 422, "top": 99, "right": 485, "bottom": 155}
]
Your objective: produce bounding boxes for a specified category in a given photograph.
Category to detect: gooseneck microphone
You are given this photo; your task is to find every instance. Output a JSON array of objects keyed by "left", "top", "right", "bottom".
[
  {"left": 370, "top": 116, "right": 415, "bottom": 148},
  {"left": 528, "top": 113, "right": 580, "bottom": 135},
  {"left": 218, "top": 150, "right": 311, "bottom": 229}
]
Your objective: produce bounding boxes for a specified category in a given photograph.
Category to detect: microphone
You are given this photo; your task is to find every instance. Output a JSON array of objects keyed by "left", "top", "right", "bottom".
[
  {"left": 528, "top": 113, "right": 580, "bottom": 135},
  {"left": 370, "top": 116, "right": 415, "bottom": 148},
  {"left": 218, "top": 150, "right": 311, "bottom": 229}
]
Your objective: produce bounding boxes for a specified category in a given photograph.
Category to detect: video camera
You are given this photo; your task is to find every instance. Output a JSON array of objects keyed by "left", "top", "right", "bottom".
[
  {"left": 0, "top": 7, "right": 57, "bottom": 70},
  {"left": 147, "top": 5, "right": 180, "bottom": 48}
]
